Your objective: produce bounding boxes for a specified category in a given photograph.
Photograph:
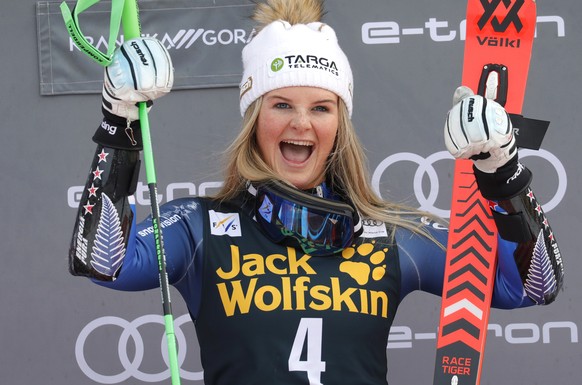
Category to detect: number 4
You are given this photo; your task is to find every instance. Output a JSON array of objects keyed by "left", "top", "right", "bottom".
[{"left": 288, "top": 318, "right": 327, "bottom": 385}]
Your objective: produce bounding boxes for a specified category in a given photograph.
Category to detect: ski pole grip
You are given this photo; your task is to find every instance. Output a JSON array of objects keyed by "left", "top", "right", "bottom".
[
  {"left": 120, "top": 0, "right": 158, "bottom": 183},
  {"left": 121, "top": 0, "right": 141, "bottom": 39}
]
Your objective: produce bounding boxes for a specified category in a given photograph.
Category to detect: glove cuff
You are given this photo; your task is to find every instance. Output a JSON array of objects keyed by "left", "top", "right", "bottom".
[
  {"left": 473, "top": 154, "right": 532, "bottom": 200},
  {"left": 92, "top": 110, "right": 143, "bottom": 151}
]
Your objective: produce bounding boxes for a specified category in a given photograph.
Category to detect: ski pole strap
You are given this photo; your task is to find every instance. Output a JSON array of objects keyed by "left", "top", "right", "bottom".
[{"left": 60, "top": 0, "right": 126, "bottom": 67}]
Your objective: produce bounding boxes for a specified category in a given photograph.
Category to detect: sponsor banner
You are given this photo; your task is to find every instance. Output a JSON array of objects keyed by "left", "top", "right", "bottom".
[{"left": 36, "top": 0, "right": 254, "bottom": 95}]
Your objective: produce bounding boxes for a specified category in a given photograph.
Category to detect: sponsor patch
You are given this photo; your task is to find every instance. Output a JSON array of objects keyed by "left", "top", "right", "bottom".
[
  {"left": 361, "top": 219, "right": 388, "bottom": 238},
  {"left": 267, "top": 54, "right": 340, "bottom": 78},
  {"left": 240, "top": 76, "right": 252, "bottom": 99},
  {"left": 209, "top": 210, "right": 242, "bottom": 237}
]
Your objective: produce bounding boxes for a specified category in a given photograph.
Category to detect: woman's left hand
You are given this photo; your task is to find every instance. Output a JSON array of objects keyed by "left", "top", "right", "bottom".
[{"left": 444, "top": 86, "right": 516, "bottom": 173}]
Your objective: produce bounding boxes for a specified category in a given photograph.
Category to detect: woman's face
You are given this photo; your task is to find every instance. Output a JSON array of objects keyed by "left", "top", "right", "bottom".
[{"left": 256, "top": 86, "right": 339, "bottom": 190}]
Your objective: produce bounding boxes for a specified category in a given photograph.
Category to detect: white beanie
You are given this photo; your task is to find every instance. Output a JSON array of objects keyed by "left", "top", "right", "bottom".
[{"left": 239, "top": 20, "right": 354, "bottom": 117}]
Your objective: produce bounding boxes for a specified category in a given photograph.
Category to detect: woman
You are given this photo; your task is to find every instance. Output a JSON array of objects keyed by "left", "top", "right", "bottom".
[{"left": 70, "top": 0, "right": 563, "bottom": 384}]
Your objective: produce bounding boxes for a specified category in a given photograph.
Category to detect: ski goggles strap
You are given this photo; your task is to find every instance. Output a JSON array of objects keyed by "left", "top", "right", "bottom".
[
  {"left": 60, "top": 0, "right": 126, "bottom": 67},
  {"left": 254, "top": 180, "right": 358, "bottom": 257}
]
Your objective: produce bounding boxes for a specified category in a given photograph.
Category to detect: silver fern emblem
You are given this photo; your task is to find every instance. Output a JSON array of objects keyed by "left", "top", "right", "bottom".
[
  {"left": 524, "top": 230, "right": 557, "bottom": 305},
  {"left": 90, "top": 194, "right": 126, "bottom": 277}
]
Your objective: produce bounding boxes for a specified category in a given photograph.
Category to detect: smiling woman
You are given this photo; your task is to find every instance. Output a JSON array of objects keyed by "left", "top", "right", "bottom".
[{"left": 256, "top": 87, "right": 339, "bottom": 189}]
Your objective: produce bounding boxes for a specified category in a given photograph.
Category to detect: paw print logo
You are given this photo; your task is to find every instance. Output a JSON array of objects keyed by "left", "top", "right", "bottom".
[{"left": 340, "top": 241, "right": 388, "bottom": 285}]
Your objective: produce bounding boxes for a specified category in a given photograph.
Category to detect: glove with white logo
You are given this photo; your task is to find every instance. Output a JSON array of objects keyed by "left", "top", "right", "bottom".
[
  {"left": 94, "top": 37, "right": 174, "bottom": 150},
  {"left": 103, "top": 37, "right": 174, "bottom": 120},
  {"left": 444, "top": 86, "right": 532, "bottom": 200}
]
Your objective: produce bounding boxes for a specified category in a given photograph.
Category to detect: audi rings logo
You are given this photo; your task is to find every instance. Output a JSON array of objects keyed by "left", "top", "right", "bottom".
[
  {"left": 76, "top": 314, "right": 202, "bottom": 383},
  {"left": 371, "top": 150, "right": 567, "bottom": 218}
]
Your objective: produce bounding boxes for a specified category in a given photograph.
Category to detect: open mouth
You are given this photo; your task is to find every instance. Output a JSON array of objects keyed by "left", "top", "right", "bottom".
[{"left": 280, "top": 140, "right": 314, "bottom": 163}]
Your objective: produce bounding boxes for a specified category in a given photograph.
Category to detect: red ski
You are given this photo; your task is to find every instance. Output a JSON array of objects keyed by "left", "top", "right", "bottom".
[{"left": 434, "top": 1, "right": 537, "bottom": 385}]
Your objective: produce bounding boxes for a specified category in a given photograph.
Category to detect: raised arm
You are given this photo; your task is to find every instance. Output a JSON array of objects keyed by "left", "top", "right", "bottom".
[
  {"left": 69, "top": 37, "right": 173, "bottom": 284},
  {"left": 444, "top": 86, "right": 564, "bottom": 306}
]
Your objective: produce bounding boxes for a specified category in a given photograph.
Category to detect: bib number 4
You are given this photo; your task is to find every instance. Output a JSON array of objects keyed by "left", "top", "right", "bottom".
[{"left": 288, "top": 318, "right": 327, "bottom": 385}]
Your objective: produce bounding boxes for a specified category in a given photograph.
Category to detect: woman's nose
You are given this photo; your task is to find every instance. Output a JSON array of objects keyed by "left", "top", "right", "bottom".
[{"left": 290, "top": 110, "right": 311, "bottom": 131}]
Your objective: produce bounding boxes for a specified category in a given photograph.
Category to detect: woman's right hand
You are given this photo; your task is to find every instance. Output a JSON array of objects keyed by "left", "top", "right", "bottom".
[{"left": 102, "top": 37, "right": 174, "bottom": 121}]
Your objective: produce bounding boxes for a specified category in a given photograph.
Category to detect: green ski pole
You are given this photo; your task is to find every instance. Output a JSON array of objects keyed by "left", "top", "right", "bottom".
[
  {"left": 60, "top": 1, "right": 181, "bottom": 383},
  {"left": 120, "top": 2, "right": 181, "bottom": 384}
]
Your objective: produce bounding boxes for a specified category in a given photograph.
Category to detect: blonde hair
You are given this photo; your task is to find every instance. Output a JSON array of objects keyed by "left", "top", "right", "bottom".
[{"left": 213, "top": 98, "right": 445, "bottom": 243}]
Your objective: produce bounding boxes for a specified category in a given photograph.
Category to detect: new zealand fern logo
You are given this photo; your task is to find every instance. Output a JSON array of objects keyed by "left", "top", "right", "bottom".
[
  {"left": 339, "top": 241, "right": 388, "bottom": 285},
  {"left": 90, "top": 194, "right": 125, "bottom": 277},
  {"left": 524, "top": 230, "right": 558, "bottom": 305}
]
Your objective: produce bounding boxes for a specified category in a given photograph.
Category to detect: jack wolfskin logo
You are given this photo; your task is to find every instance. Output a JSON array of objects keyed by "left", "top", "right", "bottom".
[{"left": 340, "top": 241, "right": 388, "bottom": 285}]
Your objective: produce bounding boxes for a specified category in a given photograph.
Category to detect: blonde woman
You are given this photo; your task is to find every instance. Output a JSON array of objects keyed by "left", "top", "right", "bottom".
[{"left": 70, "top": 0, "right": 563, "bottom": 383}]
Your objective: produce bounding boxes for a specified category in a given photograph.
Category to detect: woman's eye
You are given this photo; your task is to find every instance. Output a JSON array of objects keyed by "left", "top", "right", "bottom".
[
  {"left": 313, "top": 106, "right": 328, "bottom": 112},
  {"left": 275, "top": 102, "right": 290, "bottom": 109}
]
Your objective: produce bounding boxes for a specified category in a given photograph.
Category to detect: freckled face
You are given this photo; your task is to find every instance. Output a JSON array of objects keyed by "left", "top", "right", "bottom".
[{"left": 256, "top": 87, "right": 339, "bottom": 189}]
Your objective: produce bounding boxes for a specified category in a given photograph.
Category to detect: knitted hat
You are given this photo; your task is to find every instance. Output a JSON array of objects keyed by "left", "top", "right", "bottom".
[{"left": 239, "top": 20, "right": 353, "bottom": 117}]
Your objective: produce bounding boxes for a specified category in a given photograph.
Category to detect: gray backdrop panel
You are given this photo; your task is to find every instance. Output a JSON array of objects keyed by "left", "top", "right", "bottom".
[{"left": 1, "top": 1, "right": 579, "bottom": 384}]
